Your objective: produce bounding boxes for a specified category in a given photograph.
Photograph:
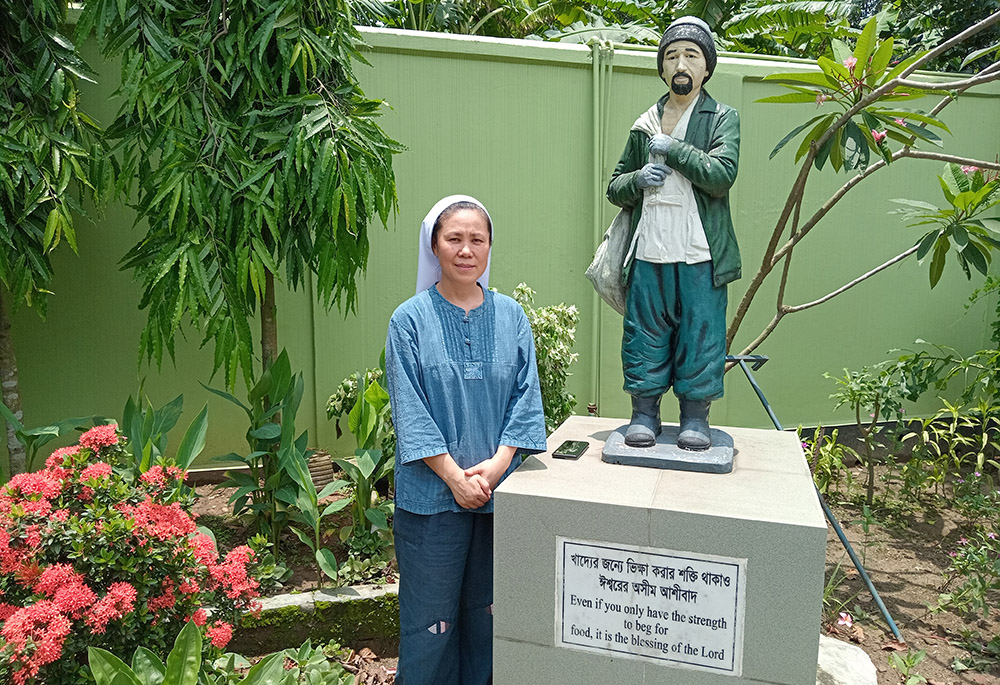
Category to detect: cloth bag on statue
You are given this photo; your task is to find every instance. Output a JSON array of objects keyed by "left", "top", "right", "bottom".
[{"left": 585, "top": 209, "right": 631, "bottom": 315}]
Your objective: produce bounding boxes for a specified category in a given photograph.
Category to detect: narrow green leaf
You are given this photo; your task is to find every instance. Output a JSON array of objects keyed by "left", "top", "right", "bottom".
[
  {"left": 929, "top": 238, "right": 949, "bottom": 288},
  {"left": 163, "top": 622, "right": 201, "bottom": 685},
  {"left": 289, "top": 526, "right": 313, "bottom": 549},
  {"left": 853, "top": 17, "right": 877, "bottom": 69},
  {"left": 868, "top": 37, "right": 894, "bottom": 80},
  {"left": 174, "top": 404, "right": 208, "bottom": 469},
  {"left": 963, "top": 243, "right": 988, "bottom": 276},
  {"left": 762, "top": 71, "right": 841, "bottom": 89},
  {"left": 43, "top": 208, "right": 60, "bottom": 251},
  {"left": 755, "top": 91, "right": 821, "bottom": 104}
]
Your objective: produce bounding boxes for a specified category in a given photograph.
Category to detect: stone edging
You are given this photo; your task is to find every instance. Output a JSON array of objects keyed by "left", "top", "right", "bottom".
[{"left": 232, "top": 583, "right": 400, "bottom": 655}]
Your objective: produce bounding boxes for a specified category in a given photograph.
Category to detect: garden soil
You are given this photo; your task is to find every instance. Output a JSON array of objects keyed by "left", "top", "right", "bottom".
[{"left": 192, "top": 471, "right": 1000, "bottom": 684}]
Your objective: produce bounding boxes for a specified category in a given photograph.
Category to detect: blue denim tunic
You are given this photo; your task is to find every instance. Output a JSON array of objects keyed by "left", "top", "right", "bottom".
[{"left": 386, "top": 286, "right": 548, "bottom": 514}]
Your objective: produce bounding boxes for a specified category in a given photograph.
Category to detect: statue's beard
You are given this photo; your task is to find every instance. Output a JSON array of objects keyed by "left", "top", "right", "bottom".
[{"left": 671, "top": 74, "right": 693, "bottom": 95}]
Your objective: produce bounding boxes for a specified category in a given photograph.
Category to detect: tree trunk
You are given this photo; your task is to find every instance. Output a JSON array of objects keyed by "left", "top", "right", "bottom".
[
  {"left": 261, "top": 269, "right": 278, "bottom": 372},
  {"left": 0, "top": 290, "right": 26, "bottom": 475}
]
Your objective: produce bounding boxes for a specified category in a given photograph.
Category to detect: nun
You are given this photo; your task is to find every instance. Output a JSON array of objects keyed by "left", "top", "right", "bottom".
[{"left": 385, "top": 195, "right": 548, "bottom": 684}]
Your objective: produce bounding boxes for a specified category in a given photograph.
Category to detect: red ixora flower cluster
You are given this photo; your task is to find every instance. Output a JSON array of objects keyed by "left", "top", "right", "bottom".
[{"left": 0, "top": 428, "right": 265, "bottom": 684}]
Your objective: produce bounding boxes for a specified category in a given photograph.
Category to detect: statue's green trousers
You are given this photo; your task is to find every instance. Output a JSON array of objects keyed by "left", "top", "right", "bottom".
[{"left": 622, "top": 259, "right": 727, "bottom": 401}]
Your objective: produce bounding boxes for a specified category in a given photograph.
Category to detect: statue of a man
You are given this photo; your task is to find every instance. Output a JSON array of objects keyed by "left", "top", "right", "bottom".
[{"left": 607, "top": 16, "right": 741, "bottom": 451}]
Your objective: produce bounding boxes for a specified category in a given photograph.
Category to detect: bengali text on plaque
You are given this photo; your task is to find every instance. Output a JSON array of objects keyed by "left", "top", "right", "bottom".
[{"left": 555, "top": 537, "right": 746, "bottom": 676}]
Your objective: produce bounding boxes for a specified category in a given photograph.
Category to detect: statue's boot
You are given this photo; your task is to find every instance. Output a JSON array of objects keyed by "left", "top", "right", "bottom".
[
  {"left": 678, "top": 399, "right": 712, "bottom": 451},
  {"left": 625, "top": 395, "right": 661, "bottom": 447}
]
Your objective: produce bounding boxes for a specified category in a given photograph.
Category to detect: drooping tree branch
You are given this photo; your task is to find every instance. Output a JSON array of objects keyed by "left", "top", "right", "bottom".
[
  {"left": 784, "top": 244, "right": 921, "bottom": 315},
  {"left": 897, "top": 62, "right": 1000, "bottom": 92},
  {"left": 734, "top": 244, "right": 923, "bottom": 357}
]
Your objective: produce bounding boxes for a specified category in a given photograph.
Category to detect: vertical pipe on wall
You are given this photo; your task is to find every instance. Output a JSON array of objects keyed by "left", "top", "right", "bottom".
[
  {"left": 590, "top": 41, "right": 603, "bottom": 412},
  {"left": 589, "top": 41, "right": 615, "bottom": 415}
]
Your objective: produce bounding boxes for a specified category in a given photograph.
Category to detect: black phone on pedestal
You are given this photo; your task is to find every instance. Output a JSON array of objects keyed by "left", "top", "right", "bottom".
[{"left": 552, "top": 440, "right": 588, "bottom": 459}]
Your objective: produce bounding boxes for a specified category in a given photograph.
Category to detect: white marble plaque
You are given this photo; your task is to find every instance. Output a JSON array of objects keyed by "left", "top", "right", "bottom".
[{"left": 555, "top": 537, "right": 747, "bottom": 676}]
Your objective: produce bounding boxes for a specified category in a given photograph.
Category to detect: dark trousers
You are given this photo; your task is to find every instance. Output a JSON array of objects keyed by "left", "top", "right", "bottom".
[
  {"left": 394, "top": 508, "right": 494, "bottom": 685},
  {"left": 622, "top": 259, "right": 727, "bottom": 401}
]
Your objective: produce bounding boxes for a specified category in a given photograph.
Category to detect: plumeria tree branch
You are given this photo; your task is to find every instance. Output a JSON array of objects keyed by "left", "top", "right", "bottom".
[
  {"left": 727, "top": 11, "right": 1000, "bottom": 354},
  {"left": 768, "top": 150, "right": 1000, "bottom": 272},
  {"left": 897, "top": 64, "right": 1000, "bottom": 92},
  {"left": 784, "top": 245, "right": 921, "bottom": 314}
]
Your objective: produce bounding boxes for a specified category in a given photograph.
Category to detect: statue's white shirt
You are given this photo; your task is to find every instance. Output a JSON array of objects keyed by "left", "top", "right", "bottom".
[{"left": 630, "top": 99, "right": 712, "bottom": 265}]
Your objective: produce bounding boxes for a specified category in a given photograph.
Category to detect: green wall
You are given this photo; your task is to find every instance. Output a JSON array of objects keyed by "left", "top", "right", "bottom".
[{"left": 6, "top": 28, "right": 1000, "bottom": 468}]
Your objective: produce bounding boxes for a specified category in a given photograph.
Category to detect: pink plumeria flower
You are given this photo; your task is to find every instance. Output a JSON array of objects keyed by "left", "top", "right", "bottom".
[
  {"left": 961, "top": 165, "right": 980, "bottom": 174},
  {"left": 837, "top": 612, "right": 853, "bottom": 628},
  {"left": 894, "top": 118, "right": 907, "bottom": 127},
  {"left": 871, "top": 129, "right": 887, "bottom": 145},
  {"left": 816, "top": 92, "right": 829, "bottom": 106},
  {"left": 959, "top": 537, "right": 969, "bottom": 545},
  {"left": 987, "top": 532, "right": 997, "bottom": 540},
  {"left": 844, "top": 57, "right": 858, "bottom": 72}
]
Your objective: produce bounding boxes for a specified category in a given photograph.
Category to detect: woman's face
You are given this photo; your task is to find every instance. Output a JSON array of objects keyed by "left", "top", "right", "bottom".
[{"left": 432, "top": 208, "right": 491, "bottom": 289}]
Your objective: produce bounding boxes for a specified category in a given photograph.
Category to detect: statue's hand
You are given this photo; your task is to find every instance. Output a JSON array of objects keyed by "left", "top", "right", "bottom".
[
  {"left": 636, "top": 163, "right": 670, "bottom": 189},
  {"left": 648, "top": 134, "right": 673, "bottom": 157}
]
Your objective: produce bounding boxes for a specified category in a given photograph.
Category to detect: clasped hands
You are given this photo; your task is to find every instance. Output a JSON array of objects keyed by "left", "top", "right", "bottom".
[
  {"left": 448, "top": 454, "right": 511, "bottom": 509},
  {"left": 636, "top": 134, "right": 674, "bottom": 189}
]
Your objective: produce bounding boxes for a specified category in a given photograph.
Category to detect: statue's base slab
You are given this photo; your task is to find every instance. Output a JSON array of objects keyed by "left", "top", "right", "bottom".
[
  {"left": 494, "top": 415, "right": 826, "bottom": 685},
  {"left": 602, "top": 424, "right": 734, "bottom": 473}
]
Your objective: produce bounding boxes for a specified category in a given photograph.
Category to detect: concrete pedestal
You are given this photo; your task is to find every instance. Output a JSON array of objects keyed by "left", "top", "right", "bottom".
[{"left": 494, "top": 416, "right": 826, "bottom": 684}]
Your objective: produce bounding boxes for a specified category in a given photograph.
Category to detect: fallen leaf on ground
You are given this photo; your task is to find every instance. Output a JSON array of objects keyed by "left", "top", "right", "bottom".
[
  {"left": 850, "top": 625, "right": 864, "bottom": 643},
  {"left": 881, "top": 639, "right": 908, "bottom": 651}
]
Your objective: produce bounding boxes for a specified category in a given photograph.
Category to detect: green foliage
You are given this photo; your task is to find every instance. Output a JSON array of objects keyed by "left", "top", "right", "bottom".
[
  {"left": 0, "top": 432, "right": 266, "bottom": 683},
  {"left": 952, "top": 631, "right": 1000, "bottom": 674},
  {"left": 890, "top": 0, "right": 1000, "bottom": 74},
  {"left": 760, "top": 16, "right": 950, "bottom": 173},
  {"left": 0, "top": 402, "right": 95, "bottom": 474},
  {"left": 511, "top": 283, "right": 579, "bottom": 433},
  {"left": 803, "top": 426, "right": 856, "bottom": 496},
  {"left": 891, "top": 164, "right": 1000, "bottom": 289},
  {"left": 887, "top": 648, "right": 928, "bottom": 685},
  {"left": 333, "top": 370, "right": 394, "bottom": 558},
  {"left": 211, "top": 350, "right": 304, "bottom": 550},
  {"left": 825, "top": 364, "right": 905, "bottom": 505},
  {"left": 203, "top": 640, "right": 354, "bottom": 685},
  {"left": 81, "top": 0, "right": 401, "bottom": 389},
  {"left": 278, "top": 445, "right": 351, "bottom": 586},
  {"left": 353, "top": 0, "right": 675, "bottom": 43},
  {"left": 335, "top": 555, "right": 391, "bottom": 586},
  {"left": 327, "top": 359, "right": 395, "bottom": 562},
  {"left": 121, "top": 394, "right": 209, "bottom": 473},
  {"left": 936, "top": 531, "right": 1000, "bottom": 619},
  {"left": 89, "top": 622, "right": 286, "bottom": 685},
  {"left": 722, "top": 0, "right": 858, "bottom": 58},
  {"left": 0, "top": 0, "right": 108, "bottom": 314}
]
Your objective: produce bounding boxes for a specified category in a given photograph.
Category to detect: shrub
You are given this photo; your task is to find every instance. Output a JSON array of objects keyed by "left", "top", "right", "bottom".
[
  {"left": 511, "top": 283, "right": 578, "bottom": 434},
  {"left": 0, "top": 425, "right": 267, "bottom": 684}
]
